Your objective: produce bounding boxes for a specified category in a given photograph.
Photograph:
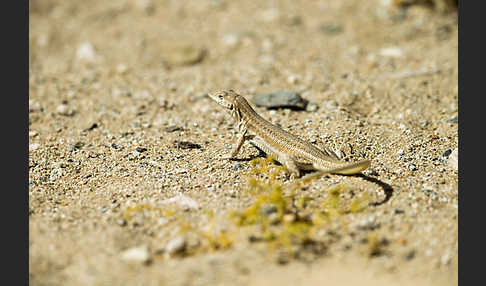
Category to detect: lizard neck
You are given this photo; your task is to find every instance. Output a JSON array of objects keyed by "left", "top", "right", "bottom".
[{"left": 232, "top": 95, "right": 266, "bottom": 133}]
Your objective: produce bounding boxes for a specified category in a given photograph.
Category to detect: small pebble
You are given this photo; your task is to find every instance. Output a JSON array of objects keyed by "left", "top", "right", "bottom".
[
  {"left": 222, "top": 33, "right": 240, "bottom": 47},
  {"left": 283, "top": 214, "right": 296, "bottom": 224},
  {"left": 166, "top": 236, "right": 186, "bottom": 255},
  {"left": 306, "top": 102, "right": 318, "bottom": 112},
  {"left": 116, "top": 63, "right": 128, "bottom": 74},
  {"left": 319, "top": 23, "right": 343, "bottom": 35},
  {"left": 268, "top": 213, "right": 280, "bottom": 225},
  {"left": 441, "top": 252, "right": 451, "bottom": 265},
  {"left": 447, "top": 116, "right": 458, "bottom": 124},
  {"left": 448, "top": 148, "right": 458, "bottom": 171},
  {"left": 120, "top": 246, "right": 151, "bottom": 264},
  {"left": 134, "top": 90, "right": 151, "bottom": 100},
  {"left": 133, "top": 0, "right": 155, "bottom": 12},
  {"left": 85, "top": 123, "right": 99, "bottom": 131},
  {"left": 157, "top": 217, "right": 168, "bottom": 225},
  {"left": 363, "top": 168, "right": 379, "bottom": 176},
  {"left": 379, "top": 47, "right": 403, "bottom": 58},
  {"left": 29, "top": 99, "right": 42, "bottom": 113},
  {"left": 404, "top": 250, "right": 416, "bottom": 260},
  {"left": 406, "top": 163, "right": 418, "bottom": 171},
  {"left": 29, "top": 143, "right": 40, "bottom": 152},
  {"left": 261, "top": 205, "right": 278, "bottom": 216},
  {"left": 56, "top": 104, "right": 75, "bottom": 116},
  {"left": 394, "top": 209, "right": 405, "bottom": 215},
  {"left": 165, "top": 125, "right": 182, "bottom": 132},
  {"left": 76, "top": 42, "right": 98, "bottom": 63},
  {"left": 49, "top": 169, "right": 61, "bottom": 181},
  {"left": 260, "top": 8, "right": 280, "bottom": 22},
  {"left": 162, "top": 43, "right": 206, "bottom": 67},
  {"left": 441, "top": 149, "right": 452, "bottom": 159},
  {"left": 73, "top": 142, "right": 85, "bottom": 150},
  {"left": 173, "top": 140, "right": 201, "bottom": 150},
  {"left": 286, "top": 74, "right": 300, "bottom": 84},
  {"left": 136, "top": 147, "right": 148, "bottom": 153},
  {"left": 160, "top": 195, "right": 200, "bottom": 209}
]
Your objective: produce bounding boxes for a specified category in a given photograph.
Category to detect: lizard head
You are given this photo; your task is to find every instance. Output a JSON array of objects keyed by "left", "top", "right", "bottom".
[{"left": 207, "top": 90, "right": 238, "bottom": 110}]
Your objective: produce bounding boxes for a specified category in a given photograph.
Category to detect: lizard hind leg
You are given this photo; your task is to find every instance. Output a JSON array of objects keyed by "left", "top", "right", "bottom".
[{"left": 280, "top": 155, "right": 301, "bottom": 178}]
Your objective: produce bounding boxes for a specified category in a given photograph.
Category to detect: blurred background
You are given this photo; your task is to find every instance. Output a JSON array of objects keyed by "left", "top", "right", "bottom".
[{"left": 29, "top": 0, "right": 457, "bottom": 86}]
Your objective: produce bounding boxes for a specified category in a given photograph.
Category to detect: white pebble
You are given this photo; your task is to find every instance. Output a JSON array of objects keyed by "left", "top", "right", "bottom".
[
  {"left": 379, "top": 47, "right": 403, "bottom": 58},
  {"left": 56, "top": 104, "right": 74, "bottom": 116},
  {"left": 120, "top": 246, "right": 150, "bottom": 263},
  {"left": 222, "top": 33, "right": 240, "bottom": 47},
  {"left": 287, "top": 74, "right": 299, "bottom": 84},
  {"left": 133, "top": 0, "right": 154, "bottom": 10},
  {"left": 29, "top": 143, "right": 40, "bottom": 151},
  {"left": 166, "top": 236, "right": 186, "bottom": 255},
  {"left": 116, "top": 64, "right": 128, "bottom": 74},
  {"left": 260, "top": 9, "right": 280, "bottom": 22},
  {"left": 134, "top": 90, "right": 151, "bottom": 99},
  {"left": 448, "top": 148, "right": 458, "bottom": 171},
  {"left": 160, "top": 194, "right": 199, "bottom": 209},
  {"left": 76, "top": 42, "right": 98, "bottom": 63},
  {"left": 441, "top": 252, "right": 451, "bottom": 265}
]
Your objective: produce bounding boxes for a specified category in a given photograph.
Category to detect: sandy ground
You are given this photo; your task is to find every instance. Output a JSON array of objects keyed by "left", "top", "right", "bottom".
[{"left": 29, "top": 0, "right": 458, "bottom": 285}]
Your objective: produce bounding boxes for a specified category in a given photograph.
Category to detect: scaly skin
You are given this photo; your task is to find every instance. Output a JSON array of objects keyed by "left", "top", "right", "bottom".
[{"left": 208, "top": 90, "right": 371, "bottom": 177}]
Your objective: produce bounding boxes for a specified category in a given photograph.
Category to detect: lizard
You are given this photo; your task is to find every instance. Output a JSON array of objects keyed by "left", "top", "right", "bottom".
[{"left": 207, "top": 89, "right": 371, "bottom": 178}]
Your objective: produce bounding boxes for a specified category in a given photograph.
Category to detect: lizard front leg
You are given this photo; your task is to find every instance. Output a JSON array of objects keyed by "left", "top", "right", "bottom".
[{"left": 220, "top": 129, "right": 248, "bottom": 160}]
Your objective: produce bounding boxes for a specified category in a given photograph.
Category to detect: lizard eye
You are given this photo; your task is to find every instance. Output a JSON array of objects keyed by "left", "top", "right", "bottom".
[{"left": 229, "top": 105, "right": 233, "bottom": 110}]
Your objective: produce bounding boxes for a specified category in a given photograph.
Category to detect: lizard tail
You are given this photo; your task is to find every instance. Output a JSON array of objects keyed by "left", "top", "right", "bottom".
[{"left": 315, "top": 159, "right": 371, "bottom": 175}]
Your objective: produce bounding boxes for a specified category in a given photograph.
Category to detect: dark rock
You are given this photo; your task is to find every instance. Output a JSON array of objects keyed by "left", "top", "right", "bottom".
[
  {"left": 164, "top": 125, "right": 182, "bottom": 132},
  {"left": 447, "top": 116, "right": 458, "bottom": 124},
  {"left": 73, "top": 141, "right": 85, "bottom": 150},
  {"left": 441, "top": 149, "right": 452, "bottom": 159},
  {"left": 319, "top": 23, "right": 343, "bottom": 35},
  {"left": 136, "top": 147, "right": 148, "bottom": 153},
  {"left": 252, "top": 91, "right": 308, "bottom": 110},
  {"left": 173, "top": 140, "right": 202, "bottom": 149},
  {"left": 405, "top": 250, "right": 416, "bottom": 260},
  {"left": 394, "top": 209, "right": 405, "bottom": 215},
  {"left": 84, "top": 123, "right": 99, "bottom": 131}
]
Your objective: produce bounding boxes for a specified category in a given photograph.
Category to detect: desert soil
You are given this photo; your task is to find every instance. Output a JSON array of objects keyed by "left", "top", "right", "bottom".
[{"left": 29, "top": 0, "right": 458, "bottom": 285}]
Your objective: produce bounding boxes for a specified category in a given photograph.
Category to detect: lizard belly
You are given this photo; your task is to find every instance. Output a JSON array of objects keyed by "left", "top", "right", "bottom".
[
  {"left": 248, "top": 137, "right": 316, "bottom": 171},
  {"left": 248, "top": 137, "right": 282, "bottom": 161}
]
